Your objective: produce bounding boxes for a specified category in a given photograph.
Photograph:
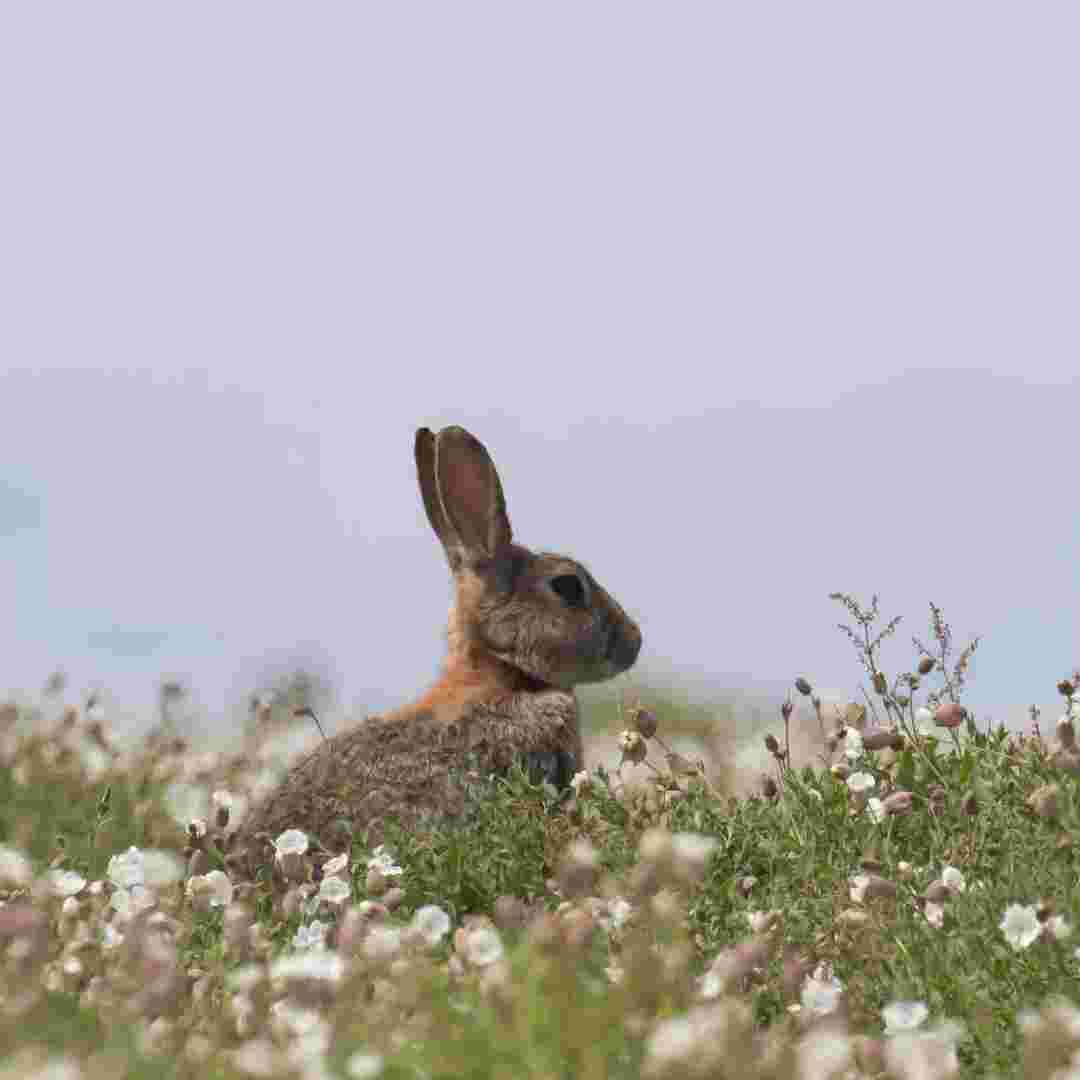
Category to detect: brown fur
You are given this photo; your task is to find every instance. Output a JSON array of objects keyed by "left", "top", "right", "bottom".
[{"left": 240, "top": 426, "right": 641, "bottom": 854}]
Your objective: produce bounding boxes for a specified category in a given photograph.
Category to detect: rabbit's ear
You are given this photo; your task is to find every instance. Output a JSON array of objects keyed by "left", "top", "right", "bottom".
[
  {"left": 415, "top": 428, "right": 462, "bottom": 568},
  {"left": 433, "top": 426, "right": 513, "bottom": 561}
]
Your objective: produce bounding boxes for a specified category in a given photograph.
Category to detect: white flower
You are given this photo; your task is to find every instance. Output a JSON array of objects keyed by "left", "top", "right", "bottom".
[
  {"left": 883, "top": 1020, "right": 964, "bottom": 1080},
  {"left": 411, "top": 905, "right": 451, "bottom": 947},
  {"left": 844, "top": 730, "right": 865, "bottom": 761},
  {"left": 47, "top": 869, "right": 87, "bottom": 898},
  {"left": 316, "top": 875, "right": 351, "bottom": 908},
  {"left": 274, "top": 830, "right": 310, "bottom": 859},
  {"left": 270, "top": 950, "right": 344, "bottom": 984},
  {"left": 645, "top": 1015, "right": 697, "bottom": 1068},
  {"left": 110, "top": 884, "right": 156, "bottom": 918},
  {"left": 941, "top": 866, "right": 966, "bottom": 895},
  {"left": 849, "top": 875, "right": 871, "bottom": 905},
  {"left": 366, "top": 846, "right": 403, "bottom": 877},
  {"left": 107, "top": 847, "right": 145, "bottom": 890},
  {"left": 866, "top": 797, "right": 886, "bottom": 823},
  {"left": 291, "top": 920, "right": 330, "bottom": 951},
  {"left": 462, "top": 926, "right": 504, "bottom": 968},
  {"left": 883, "top": 1000, "right": 930, "bottom": 1035},
  {"left": 846, "top": 771, "right": 876, "bottom": 795},
  {"left": 801, "top": 963, "right": 844, "bottom": 1016},
  {"left": 0, "top": 845, "right": 33, "bottom": 887},
  {"left": 346, "top": 1052, "right": 385, "bottom": 1079},
  {"left": 1000, "top": 904, "right": 1041, "bottom": 951},
  {"left": 914, "top": 707, "right": 936, "bottom": 735},
  {"left": 164, "top": 782, "right": 210, "bottom": 828},
  {"left": 140, "top": 850, "right": 185, "bottom": 888},
  {"left": 699, "top": 970, "right": 722, "bottom": 1000},
  {"left": 671, "top": 832, "right": 719, "bottom": 871}
]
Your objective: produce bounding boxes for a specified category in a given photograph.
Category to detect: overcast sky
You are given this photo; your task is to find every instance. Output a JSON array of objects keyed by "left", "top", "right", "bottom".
[{"left": 2, "top": 4, "right": 1077, "bottom": 740}]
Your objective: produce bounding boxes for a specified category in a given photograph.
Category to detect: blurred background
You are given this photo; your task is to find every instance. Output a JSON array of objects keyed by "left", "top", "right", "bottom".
[{"left": 2, "top": 4, "right": 1077, "bottom": 757}]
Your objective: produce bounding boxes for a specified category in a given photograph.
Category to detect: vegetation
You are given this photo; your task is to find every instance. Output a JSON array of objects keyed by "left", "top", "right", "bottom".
[{"left": 1, "top": 595, "right": 1078, "bottom": 1078}]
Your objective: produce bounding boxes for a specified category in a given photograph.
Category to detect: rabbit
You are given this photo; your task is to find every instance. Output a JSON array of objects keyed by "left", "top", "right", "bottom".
[{"left": 238, "top": 425, "right": 642, "bottom": 857}]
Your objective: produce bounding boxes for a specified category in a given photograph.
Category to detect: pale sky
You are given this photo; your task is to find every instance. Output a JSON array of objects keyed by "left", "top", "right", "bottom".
[{"left": 2, "top": 4, "right": 1078, "bottom": 739}]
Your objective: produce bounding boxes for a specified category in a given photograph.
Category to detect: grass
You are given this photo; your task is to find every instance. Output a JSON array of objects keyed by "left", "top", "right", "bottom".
[{"left": 0, "top": 596, "right": 1079, "bottom": 1078}]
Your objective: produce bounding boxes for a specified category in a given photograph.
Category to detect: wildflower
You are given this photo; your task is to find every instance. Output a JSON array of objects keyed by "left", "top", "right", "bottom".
[
  {"left": 941, "top": 867, "right": 966, "bottom": 895},
  {"left": 366, "top": 845, "right": 403, "bottom": 877},
  {"left": 411, "top": 905, "right": 451, "bottom": 948},
  {"left": 1000, "top": 904, "right": 1041, "bottom": 951},
  {"left": 346, "top": 1052, "right": 385, "bottom": 1079},
  {"left": 883, "top": 1020, "right": 964, "bottom": 1080},
  {"left": 844, "top": 730, "right": 865, "bottom": 761},
  {"left": 315, "top": 875, "right": 351, "bottom": 908},
  {"left": 882, "top": 1000, "right": 929, "bottom": 1035},
  {"left": 292, "top": 920, "right": 330, "bottom": 951},
  {"left": 140, "top": 850, "right": 185, "bottom": 888},
  {"left": 107, "top": 847, "right": 145, "bottom": 890},
  {"left": 274, "top": 830, "right": 310, "bottom": 859},
  {"left": 914, "top": 707, "right": 936, "bottom": 735},
  {"left": 618, "top": 729, "right": 647, "bottom": 765},
  {"left": 866, "top": 798, "right": 886, "bottom": 824},
  {"left": 801, "top": 964, "right": 844, "bottom": 1016},
  {"left": 846, "top": 772, "right": 875, "bottom": 795},
  {"left": 47, "top": 870, "right": 87, "bottom": 898},
  {"left": 462, "top": 925, "right": 504, "bottom": 968},
  {"left": 163, "top": 782, "right": 210, "bottom": 828},
  {"left": 0, "top": 845, "right": 32, "bottom": 888}
]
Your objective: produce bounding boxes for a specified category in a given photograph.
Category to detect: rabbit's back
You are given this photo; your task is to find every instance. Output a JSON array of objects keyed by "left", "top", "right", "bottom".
[{"left": 240, "top": 688, "right": 578, "bottom": 853}]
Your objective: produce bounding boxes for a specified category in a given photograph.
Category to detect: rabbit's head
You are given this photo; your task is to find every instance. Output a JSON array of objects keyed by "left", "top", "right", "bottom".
[{"left": 416, "top": 426, "right": 642, "bottom": 691}]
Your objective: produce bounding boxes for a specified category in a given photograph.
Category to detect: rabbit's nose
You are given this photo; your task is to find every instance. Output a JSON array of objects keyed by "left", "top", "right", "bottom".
[{"left": 609, "top": 621, "right": 642, "bottom": 671}]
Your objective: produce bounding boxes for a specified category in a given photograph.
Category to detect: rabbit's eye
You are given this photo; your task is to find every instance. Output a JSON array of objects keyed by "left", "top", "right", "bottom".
[{"left": 550, "top": 574, "right": 587, "bottom": 610}]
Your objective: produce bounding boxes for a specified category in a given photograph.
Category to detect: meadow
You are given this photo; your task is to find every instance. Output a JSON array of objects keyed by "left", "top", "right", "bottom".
[{"left": 1, "top": 595, "right": 1079, "bottom": 1079}]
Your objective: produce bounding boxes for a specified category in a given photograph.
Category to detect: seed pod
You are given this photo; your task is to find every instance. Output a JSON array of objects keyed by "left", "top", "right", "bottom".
[
  {"left": 918, "top": 657, "right": 935, "bottom": 675},
  {"left": 764, "top": 734, "right": 780, "bottom": 755}
]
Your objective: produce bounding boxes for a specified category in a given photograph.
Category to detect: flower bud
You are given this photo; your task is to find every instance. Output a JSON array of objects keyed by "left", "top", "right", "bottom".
[
  {"left": 764, "top": 734, "right": 781, "bottom": 755},
  {"left": 918, "top": 657, "right": 935, "bottom": 676},
  {"left": 632, "top": 707, "right": 658, "bottom": 739},
  {"left": 934, "top": 703, "right": 965, "bottom": 729},
  {"left": 795, "top": 677, "right": 813, "bottom": 696}
]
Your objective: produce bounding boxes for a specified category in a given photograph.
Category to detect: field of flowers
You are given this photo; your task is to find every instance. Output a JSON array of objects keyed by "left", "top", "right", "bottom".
[{"left": 1, "top": 596, "right": 1079, "bottom": 1079}]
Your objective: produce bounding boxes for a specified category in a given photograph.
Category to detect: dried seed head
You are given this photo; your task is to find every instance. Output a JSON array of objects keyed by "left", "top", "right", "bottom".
[
  {"left": 918, "top": 657, "right": 936, "bottom": 676},
  {"left": 795, "top": 677, "right": 813, "bottom": 696},
  {"left": 1057, "top": 715, "right": 1076, "bottom": 749}
]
